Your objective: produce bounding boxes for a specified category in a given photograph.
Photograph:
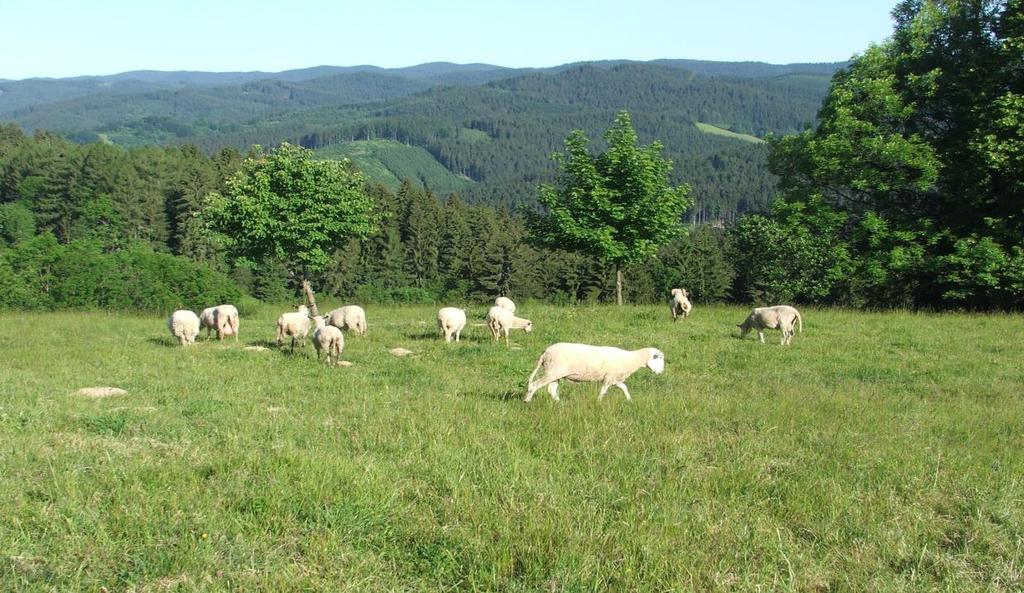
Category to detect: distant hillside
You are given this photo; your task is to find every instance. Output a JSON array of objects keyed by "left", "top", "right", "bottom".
[{"left": 0, "top": 58, "right": 845, "bottom": 219}]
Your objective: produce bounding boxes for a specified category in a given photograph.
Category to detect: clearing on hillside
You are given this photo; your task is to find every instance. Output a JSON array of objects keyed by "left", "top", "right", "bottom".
[{"left": 317, "top": 140, "right": 474, "bottom": 194}]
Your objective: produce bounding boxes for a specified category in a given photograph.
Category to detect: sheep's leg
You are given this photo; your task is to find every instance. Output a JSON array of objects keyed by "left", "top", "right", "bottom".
[
  {"left": 616, "top": 382, "right": 632, "bottom": 401},
  {"left": 547, "top": 382, "right": 560, "bottom": 402},
  {"left": 504, "top": 328, "right": 510, "bottom": 348},
  {"left": 758, "top": 331, "right": 765, "bottom": 344},
  {"left": 598, "top": 383, "right": 611, "bottom": 399}
]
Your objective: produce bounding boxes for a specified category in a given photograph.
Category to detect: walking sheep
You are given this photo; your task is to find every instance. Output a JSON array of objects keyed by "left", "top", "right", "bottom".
[
  {"left": 437, "top": 307, "right": 467, "bottom": 342},
  {"left": 494, "top": 296, "right": 516, "bottom": 313},
  {"left": 326, "top": 305, "right": 368, "bottom": 336},
  {"left": 738, "top": 305, "right": 803, "bottom": 345},
  {"left": 311, "top": 316, "right": 344, "bottom": 366},
  {"left": 524, "top": 343, "right": 666, "bottom": 402},
  {"left": 276, "top": 305, "right": 312, "bottom": 351},
  {"left": 669, "top": 288, "right": 692, "bottom": 321},
  {"left": 487, "top": 305, "right": 533, "bottom": 347},
  {"left": 167, "top": 310, "right": 200, "bottom": 346},
  {"left": 200, "top": 304, "right": 239, "bottom": 340}
]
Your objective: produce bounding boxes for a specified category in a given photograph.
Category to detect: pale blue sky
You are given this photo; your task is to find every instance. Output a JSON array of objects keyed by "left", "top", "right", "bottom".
[{"left": 1, "top": 0, "right": 898, "bottom": 80}]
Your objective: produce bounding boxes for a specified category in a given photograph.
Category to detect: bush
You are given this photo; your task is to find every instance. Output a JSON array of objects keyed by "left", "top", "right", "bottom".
[{"left": 0, "top": 237, "right": 247, "bottom": 314}]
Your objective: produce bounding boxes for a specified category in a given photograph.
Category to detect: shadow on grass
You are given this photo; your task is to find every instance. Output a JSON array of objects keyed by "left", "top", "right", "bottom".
[
  {"left": 146, "top": 336, "right": 180, "bottom": 348},
  {"left": 495, "top": 389, "right": 525, "bottom": 402}
]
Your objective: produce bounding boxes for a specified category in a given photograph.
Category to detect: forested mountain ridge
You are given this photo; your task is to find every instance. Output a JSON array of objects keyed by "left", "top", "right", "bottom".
[{"left": 2, "top": 59, "right": 845, "bottom": 218}]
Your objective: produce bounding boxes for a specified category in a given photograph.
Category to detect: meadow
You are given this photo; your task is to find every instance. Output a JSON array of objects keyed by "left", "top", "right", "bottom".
[{"left": 1, "top": 303, "right": 1022, "bottom": 591}]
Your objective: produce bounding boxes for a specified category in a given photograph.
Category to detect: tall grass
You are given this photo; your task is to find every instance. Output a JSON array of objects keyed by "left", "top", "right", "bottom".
[{"left": 1, "top": 304, "right": 1021, "bottom": 591}]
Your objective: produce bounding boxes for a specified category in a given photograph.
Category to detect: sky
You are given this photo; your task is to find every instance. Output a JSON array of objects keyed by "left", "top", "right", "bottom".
[{"left": 0, "top": 0, "right": 898, "bottom": 80}]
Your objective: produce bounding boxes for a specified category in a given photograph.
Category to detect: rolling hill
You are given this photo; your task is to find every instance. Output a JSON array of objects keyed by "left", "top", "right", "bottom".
[{"left": 0, "top": 58, "right": 845, "bottom": 218}]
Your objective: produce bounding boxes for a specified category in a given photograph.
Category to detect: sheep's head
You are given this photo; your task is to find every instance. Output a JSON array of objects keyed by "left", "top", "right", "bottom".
[
  {"left": 646, "top": 349, "right": 665, "bottom": 374},
  {"left": 311, "top": 315, "right": 326, "bottom": 328},
  {"left": 297, "top": 304, "right": 309, "bottom": 315},
  {"left": 737, "top": 318, "right": 752, "bottom": 337},
  {"left": 523, "top": 320, "right": 533, "bottom": 333},
  {"left": 670, "top": 288, "right": 683, "bottom": 297}
]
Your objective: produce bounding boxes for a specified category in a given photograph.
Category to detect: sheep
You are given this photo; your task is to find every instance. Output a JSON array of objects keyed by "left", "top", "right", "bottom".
[
  {"left": 669, "top": 288, "right": 692, "bottom": 321},
  {"left": 487, "top": 305, "right": 533, "bottom": 347},
  {"left": 437, "top": 307, "right": 467, "bottom": 342},
  {"left": 276, "top": 304, "right": 312, "bottom": 351},
  {"left": 167, "top": 310, "right": 200, "bottom": 346},
  {"left": 494, "top": 296, "right": 516, "bottom": 313},
  {"left": 738, "top": 305, "right": 803, "bottom": 345},
  {"left": 311, "top": 316, "right": 345, "bottom": 366},
  {"left": 524, "top": 343, "right": 666, "bottom": 402},
  {"left": 326, "top": 305, "right": 367, "bottom": 336},
  {"left": 200, "top": 304, "right": 239, "bottom": 340}
]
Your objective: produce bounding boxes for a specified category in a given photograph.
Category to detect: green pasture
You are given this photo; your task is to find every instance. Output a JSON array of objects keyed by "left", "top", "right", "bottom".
[{"left": 1, "top": 304, "right": 1021, "bottom": 591}]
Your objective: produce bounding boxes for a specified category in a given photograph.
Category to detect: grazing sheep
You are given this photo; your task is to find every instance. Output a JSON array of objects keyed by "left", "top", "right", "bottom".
[
  {"left": 487, "top": 306, "right": 533, "bottom": 347},
  {"left": 200, "top": 304, "right": 239, "bottom": 340},
  {"left": 738, "top": 305, "right": 803, "bottom": 345},
  {"left": 326, "top": 305, "right": 367, "bottom": 336},
  {"left": 524, "top": 343, "right": 666, "bottom": 402},
  {"left": 494, "top": 296, "right": 516, "bottom": 313},
  {"left": 276, "top": 305, "right": 312, "bottom": 351},
  {"left": 437, "top": 307, "right": 467, "bottom": 342},
  {"left": 167, "top": 310, "right": 200, "bottom": 346},
  {"left": 311, "top": 316, "right": 345, "bottom": 366},
  {"left": 669, "top": 288, "right": 692, "bottom": 321}
]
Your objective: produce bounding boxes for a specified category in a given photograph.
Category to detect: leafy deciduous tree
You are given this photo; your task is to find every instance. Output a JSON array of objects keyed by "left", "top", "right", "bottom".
[
  {"left": 205, "top": 143, "right": 378, "bottom": 314},
  {"left": 529, "top": 111, "right": 692, "bottom": 304}
]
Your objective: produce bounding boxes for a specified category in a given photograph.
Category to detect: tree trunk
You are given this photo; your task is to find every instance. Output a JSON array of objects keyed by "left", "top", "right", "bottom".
[
  {"left": 615, "top": 265, "right": 624, "bottom": 306},
  {"left": 301, "top": 279, "right": 320, "bottom": 317}
]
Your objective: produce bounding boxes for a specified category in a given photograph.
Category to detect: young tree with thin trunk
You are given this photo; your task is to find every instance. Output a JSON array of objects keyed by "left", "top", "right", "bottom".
[
  {"left": 205, "top": 143, "right": 378, "bottom": 314},
  {"left": 529, "top": 111, "right": 692, "bottom": 304}
]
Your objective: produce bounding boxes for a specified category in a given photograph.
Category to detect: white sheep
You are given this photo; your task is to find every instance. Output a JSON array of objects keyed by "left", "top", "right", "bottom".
[
  {"left": 524, "top": 343, "right": 666, "bottom": 402},
  {"left": 486, "top": 305, "right": 533, "bottom": 347},
  {"left": 311, "top": 316, "right": 345, "bottom": 366},
  {"left": 494, "top": 296, "right": 516, "bottom": 313},
  {"left": 200, "top": 304, "right": 239, "bottom": 340},
  {"left": 276, "top": 304, "right": 311, "bottom": 351},
  {"left": 437, "top": 307, "right": 467, "bottom": 342},
  {"left": 326, "top": 305, "right": 367, "bottom": 336},
  {"left": 167, "top": 310, "right": 200, "bottom": 346},
  {"left": 738, "top": 305, "right": 803, "bottom": 345},
  {"left": 669, "top": 288, "right": 692, "bottom": 321}
]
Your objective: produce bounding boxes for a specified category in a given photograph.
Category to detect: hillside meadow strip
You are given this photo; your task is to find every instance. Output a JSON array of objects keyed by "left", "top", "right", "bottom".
[{"left": 1, "top": 304, "right": 1022, "bottom": 591}]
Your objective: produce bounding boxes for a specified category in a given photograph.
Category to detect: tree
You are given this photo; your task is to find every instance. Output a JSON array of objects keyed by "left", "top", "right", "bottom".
[
  {"left": 205, "top": 143, "right": 378, "bottom": 314},
  {"left": 767, "top": 0, "right": 1024, "bottom": 309},
  {"left": 528, "top": 111, "right": 692, "bottom": 304}
]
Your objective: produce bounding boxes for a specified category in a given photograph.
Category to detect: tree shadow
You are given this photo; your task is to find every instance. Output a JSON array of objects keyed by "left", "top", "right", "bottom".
[{"left": 147, "top": 336, "right": 180, "bottom": 348}]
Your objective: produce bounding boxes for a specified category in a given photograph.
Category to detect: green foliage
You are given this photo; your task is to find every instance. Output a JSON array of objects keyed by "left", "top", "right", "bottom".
[
  {"left": 531, "top": 111, "right": 692, "bottom": 302},
  {"left": 205, "top": 143, "right": 379, "bottom": 279},
  {"left": 644, "top": 226, "right": 735, "bottom": 303},
  {"left": 0, "top": 237, "right": 243, "bottom": 312},
  {"left": 765, "top": 0, "right": 1024, "bottom": 309},
  {"left": 0, "top": 201, "right": 35, "bottom": 246}
]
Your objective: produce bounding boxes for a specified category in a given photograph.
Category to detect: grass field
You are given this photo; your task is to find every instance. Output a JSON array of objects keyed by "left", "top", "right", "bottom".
[
  {"left": 695, "top": 122, "right": 765, "bottom": 144},
  {"left": 2, "top": 303, "right": 1023, "bottom": 591},
  {"left": 316, "top": 141, "right": 474, "bottom": 194}
]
